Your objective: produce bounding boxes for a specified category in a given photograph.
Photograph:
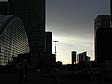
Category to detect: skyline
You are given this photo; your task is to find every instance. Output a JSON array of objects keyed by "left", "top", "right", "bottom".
[
  {"left": 0, "top": 0, "right": 110, "bottom": 64},
  {"left": 1, "top": 0, "right": 112, "bottom": 83},
  {"left": 46, "top": 0, "right": 110, "bottom": 64}
]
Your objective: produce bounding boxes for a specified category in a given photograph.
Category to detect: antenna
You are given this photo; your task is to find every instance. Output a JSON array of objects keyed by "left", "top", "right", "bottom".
[{"left": 53, "top": 41, "right": 59, "bottom": 56}]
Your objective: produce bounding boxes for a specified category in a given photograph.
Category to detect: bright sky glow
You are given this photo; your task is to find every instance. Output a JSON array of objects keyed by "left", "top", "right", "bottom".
[
  {"left": 52, "top": 34, "right": 94, "bottom": 64},
  {"left": 47, "top": 0, "right": 109, "bottom": 64}
]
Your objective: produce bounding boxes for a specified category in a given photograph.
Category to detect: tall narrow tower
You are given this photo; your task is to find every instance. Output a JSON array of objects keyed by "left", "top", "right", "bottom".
[{"left": 72, "top": 51, "right": 76, "bottom": 64}]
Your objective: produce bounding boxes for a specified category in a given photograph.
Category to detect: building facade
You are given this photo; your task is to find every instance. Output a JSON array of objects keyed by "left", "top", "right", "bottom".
[
  {"left": 71, "top": 51, "right": 76, "bottom": 64},
  {"left": 45, "top": 32, "right": 52, "bottom": 54},
  {"left": 94, "top": 15, "right": 110, "bottom": 31},
  {"left": 8, "top": 0, "right": 45, "bottom": 52},
  {"left": 77, "top": 52, "right": 90, "bottom": 63},
  {"left": 77, "top": 52, "right": 87, "bottom": 63},
  {"left": 8, "top": 0, "right": 46, "bottom": 67},
  {"left": 0, "top": 2, "right": 8, "bottom": 15},
  {"left": 0, "top": 15, "right": 29, "bottom": 65},
  {"left": 95, "top": 28, "right": 112, "bottom": 64},
  {"left": 94, "top": 15, "right": 112, "bottom": 64}
]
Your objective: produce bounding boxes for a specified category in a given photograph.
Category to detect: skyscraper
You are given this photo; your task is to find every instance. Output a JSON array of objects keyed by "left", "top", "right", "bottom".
[
  {"left": 94, "top": 15, "right": 112, "bottom": 64},
  {"left": 94, "top": 15, "right": 110, "bottom": 31},
  {"left": 95, "top": 28, "right": 112, "bottom": 64},
  {"left": 77, "top": 52, "right": 87, "bottom": 63},
  {"left": 8, "top": 0, "right": 45, "bottom": 67},
  {"left": 45, "top": 32, "right": 52, "bottom": 54},
  {"left": 71, "top": 51, "right": 76, "bottom": 64}
]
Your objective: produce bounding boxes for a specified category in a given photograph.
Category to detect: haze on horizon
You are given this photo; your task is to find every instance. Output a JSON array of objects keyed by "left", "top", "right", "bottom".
[{"left": 46, "top": 0, "right": 110, "bottom": 64}]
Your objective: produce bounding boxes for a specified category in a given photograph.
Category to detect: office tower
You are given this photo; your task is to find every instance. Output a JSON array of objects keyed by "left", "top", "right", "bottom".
[
  {"left": 45, "top": 32, "right": 56, "bottom": 69},
  {"left": 94, "top": 15, "right": 112, "bottom": 64},
  {"left": 8, "top": 0, "right": 45, "bottom": 52},
  {"left": 8, "top": 0, "right": 45, "bottom": 67},
  {"left": 71, "top": 51, "right": 76, "bottom": 64},
  {"left": 94, "top": 15, "right": 110, "bottom": 31},
  {"left": 77, "top": 52, "right": 88, "bottom": 63},
  {"left": 45, "top": 32, "right": 52, "bottom": 54},
  {"left": 0, "top": 15, "right": 29, "bottom": 65},
  {"left": 0, "top": 2, "right": 8, "bottom": 15},
  {"left": 95, "top": 28, "right": 112, "bottom": 64},
  {"left": 51, "top": 54, "right": 56, "bottom": 66},
  {"left": 39, "top": 31, "right": 52, "bottom": 69}
]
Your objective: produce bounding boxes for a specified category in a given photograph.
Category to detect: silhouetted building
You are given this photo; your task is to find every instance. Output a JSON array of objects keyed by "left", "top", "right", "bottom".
[
  {"left": 77, "top": 52, "right": 90, "bottom": 63},
  {"left": 45, "top": 54, "right": 56, "bottom": 69},
  {"left": 78, "top": 52, "right": 86, "bottom": 63},
  {"left": 95, "top": 28, "right": 112, "bottom": 64},
  {"left": 45, "top": 32, "right": 56, "bottom": 70},
  {"left": 45, "top": 32, "right": 52, "bottom": 54},
  {"left": 37, "top": 53, "right": 56, "bottom": 71},
  {"left": 0, "top": 2, "right": 8, "bottom": 15},
  {"left": 94, "top": 15, "right": 112, "bottom": 64},
  {"left": 94, "top": 15, "right": 110, "bottom": 31},
  {"left": 51, "top": 54, "right": 56, "bottom": 65},
  {"left": 8, "top": 0, "right": 46, "bottom": 67},
  {"left": 71, "top": 51, "right": 76, "bottom": 64},
  {"left": 0, "top": 15, "right": 29, "bottom": 65}
]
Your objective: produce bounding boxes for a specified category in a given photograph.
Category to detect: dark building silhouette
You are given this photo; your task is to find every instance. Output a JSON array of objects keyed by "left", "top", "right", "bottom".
[
  {"left": 71, "top": 51, "right": 76, "bottom": 64},
  {"left": 51, "top": 54, "right": 56, "bottom": 65},
  {"left": 77, "top": 52, "right": 86, "bottom": 63},
  {"left": 94, "top": 15, "right": 111, "bottom": 64},
  {"left": 43, "top": 53, "right": 56, "bottom": 70},
  {"left": 8, "top": 0, "right": 46, "bottom": 67},
  {"left": 95, "top": 28, "right": 112, "bottom": 64},
  {"left": 77, "top": 52, "right": 90, "bottom": 63},
  {"left": 44, "top": 32, "right": 56, "bottom": 70},
  {"left": 0, "top": 15, "right": 29, "bottom": 65},
  {"left": 94, "top": 15, "right": 110, "bottom": 31},
  {"left": 45, "top": 32, "right": 52, "bottom": 54},
  {"left": 0, "top": 2, "right": 8, "bottom": 15},
  {"left": 40, "top": 31, "right": 56, "bottom": 70}
]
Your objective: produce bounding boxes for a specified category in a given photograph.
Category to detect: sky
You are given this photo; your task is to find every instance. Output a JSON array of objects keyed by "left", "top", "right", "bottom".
[{"left": 46, "top": 0, "right": 110, "bottom": 64}]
